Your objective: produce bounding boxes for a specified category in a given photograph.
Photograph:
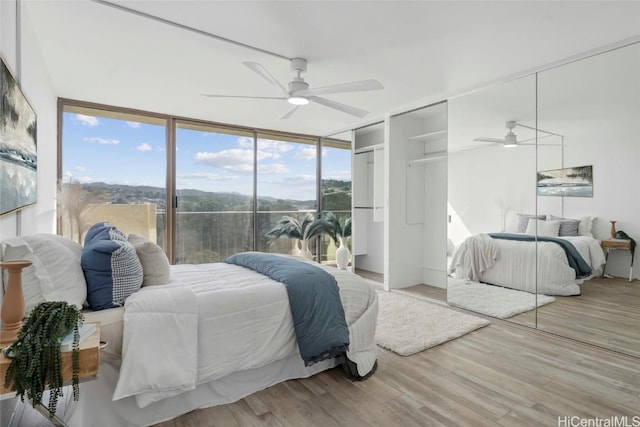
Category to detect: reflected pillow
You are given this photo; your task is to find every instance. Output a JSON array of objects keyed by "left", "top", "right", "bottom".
[
  {"left": 525, "top": 219, "right": 561, "bottom": 237},
  {"left": 547, "top": 215, "right": 580, "bottom": 237},
  {"left": 578, "top": 216, "right": 594, "bottom": 237},
  {"left": 517, "top": 214, "right": 546, "bottom": 233}
]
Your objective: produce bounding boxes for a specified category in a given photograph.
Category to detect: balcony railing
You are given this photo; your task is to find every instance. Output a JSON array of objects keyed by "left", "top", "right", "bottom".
[{"left": 62, "top": 204, "right": 350, "bottom": 265}]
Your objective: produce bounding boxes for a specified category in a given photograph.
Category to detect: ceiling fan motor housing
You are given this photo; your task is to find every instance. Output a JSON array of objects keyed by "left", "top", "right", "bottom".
[
  {"left": 290, "top": 58, "right": 308, "bottom": 73},
  {"left": 289, "top": 77, "right": 309, "bottom": 93}
]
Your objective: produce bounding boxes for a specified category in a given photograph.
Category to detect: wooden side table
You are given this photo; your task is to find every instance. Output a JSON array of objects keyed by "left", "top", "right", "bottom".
[{"left": 601, "top": 239, "right": 635, "bottom": 282}]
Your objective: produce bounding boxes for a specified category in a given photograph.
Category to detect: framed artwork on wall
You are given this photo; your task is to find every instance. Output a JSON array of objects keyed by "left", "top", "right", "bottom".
[
  {"left": 1, "top": 56, "right": 37, "bottom": 216},
  {"left": 537, "top": 165, "right": 593, "bottom": 197}
]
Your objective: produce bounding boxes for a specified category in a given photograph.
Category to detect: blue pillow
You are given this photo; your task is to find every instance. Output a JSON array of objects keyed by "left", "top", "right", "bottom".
[{"left": 82, "top": 223, "right": 143, "bottom": 310}]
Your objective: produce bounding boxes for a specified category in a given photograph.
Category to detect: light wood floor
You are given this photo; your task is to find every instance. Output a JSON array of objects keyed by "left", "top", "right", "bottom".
[
  {"left": 8, "top": 271, "right": 639, "bottom": 426},
  {"left": 152, "top": 320, "right": 639, "bottom": 427},
  {"left": 400, "top": 276, "right": 640, "bottom": 359}
]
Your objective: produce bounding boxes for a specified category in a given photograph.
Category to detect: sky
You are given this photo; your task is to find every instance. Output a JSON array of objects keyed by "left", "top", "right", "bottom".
[{"left": 62, "top": 112, "right": 351, "bottom": 200}]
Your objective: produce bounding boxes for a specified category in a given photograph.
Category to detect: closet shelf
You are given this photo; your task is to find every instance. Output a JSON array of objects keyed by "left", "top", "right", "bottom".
[
  {"left": 408, "top": 129, "right": 447, "bottom": 141},
  {"left": 354, "top": 143, "right": 384, "bottom": 154},
  {"left": 408, "top": 151, "right": 447, "bottom": 165}
]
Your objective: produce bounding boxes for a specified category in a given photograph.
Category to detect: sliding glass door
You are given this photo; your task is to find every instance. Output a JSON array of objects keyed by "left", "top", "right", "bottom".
[
  {"left": 174, "top": 122, "right": 255, "bottom": 263},
  {"left": 255, "top": 132, "right": 318, "bottom": 256}
]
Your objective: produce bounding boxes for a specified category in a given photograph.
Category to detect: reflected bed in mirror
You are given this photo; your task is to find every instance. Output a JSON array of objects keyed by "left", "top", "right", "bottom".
[{"left": 445, "top": 40, "right": 639, "bottom": 359}]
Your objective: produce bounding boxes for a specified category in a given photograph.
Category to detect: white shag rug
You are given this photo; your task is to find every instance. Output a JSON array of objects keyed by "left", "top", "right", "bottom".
[
  {"left": 447, "top": 278, "right": 555, "bottom": 319},
  {"left": 375, "top": 290, "right": 490, "bottom": 356}
]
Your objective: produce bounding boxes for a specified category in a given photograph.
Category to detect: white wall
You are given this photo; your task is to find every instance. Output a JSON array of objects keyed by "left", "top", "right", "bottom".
[{"left": 0, "top": 0, "right": 57, "bottom": 242}]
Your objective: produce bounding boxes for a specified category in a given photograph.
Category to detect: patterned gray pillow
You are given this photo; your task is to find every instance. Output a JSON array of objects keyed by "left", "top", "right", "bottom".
[{"left": 547, "top": 215, "right": 580, "bottom": 236}]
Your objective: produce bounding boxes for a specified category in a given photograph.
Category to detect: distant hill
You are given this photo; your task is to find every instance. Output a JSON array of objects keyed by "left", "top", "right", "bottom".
[{"left": 75, "top": 180, "right": 350, "bottom": 212}]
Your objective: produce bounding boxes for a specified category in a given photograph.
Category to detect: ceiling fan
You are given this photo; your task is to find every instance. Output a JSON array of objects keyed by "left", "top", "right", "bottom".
[
  {"left": 202, "top": 58, "right": 383, "bottom": 119},
  {"left": 474, "top": 121, "right": 536, "bottom": 147},
  {"left": 473, "top": 121, "right": 563, "bottom": 149}
]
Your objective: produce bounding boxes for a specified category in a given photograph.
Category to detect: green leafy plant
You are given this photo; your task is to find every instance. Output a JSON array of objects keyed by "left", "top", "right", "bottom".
[
  {"left": 305, "top": 211, "right": 352, "bottom": 245},
  {"left": 265, "top": 213, "right": 316, "bottom": 242},
  {"left": 3, "top": 301, "right": 84, "bottom": 415}
]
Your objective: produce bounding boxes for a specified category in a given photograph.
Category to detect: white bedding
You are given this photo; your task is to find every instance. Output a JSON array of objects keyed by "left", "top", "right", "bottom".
[
  {"left": 66, "top": 258, "right": 378, "bottom": 426},
  {"left": 449, "top": 234, "right": 606, "bottom": 296}
]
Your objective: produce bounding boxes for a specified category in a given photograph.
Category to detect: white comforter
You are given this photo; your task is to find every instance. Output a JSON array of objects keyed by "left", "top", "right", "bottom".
[
  {"left": 449, "top": 234, "right": 606, "bottom": 295},
  {"left": 112, "top": 260, "right": 377, "bottom": 408}
]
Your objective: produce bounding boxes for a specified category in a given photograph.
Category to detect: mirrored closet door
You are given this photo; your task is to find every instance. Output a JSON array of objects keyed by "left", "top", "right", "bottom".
[
  {"left": 446, "top": 74, "right": 538, "bottom": 328},
  {"left": 535, "top": 42, "right": 640, "bottom": 358},
  {"left": 446, "top": 41, "right": 639, "bottom": 358}
]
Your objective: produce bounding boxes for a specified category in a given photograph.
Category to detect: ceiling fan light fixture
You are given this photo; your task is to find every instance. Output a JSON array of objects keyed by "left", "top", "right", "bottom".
[
  {"left": 287, "top": 95, "right": 310, "bottom": 105},
  {"left": 504, "top": 142, "right": 518, "bottom": 148}
]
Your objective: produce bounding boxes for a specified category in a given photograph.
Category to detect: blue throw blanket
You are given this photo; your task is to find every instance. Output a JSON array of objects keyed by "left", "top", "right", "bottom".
[
  {"left": 488, "top": 233, "right": 592, "bottom": 278},
  {"left": 224, "top": 252, "right": 350, "bottom": 366}
]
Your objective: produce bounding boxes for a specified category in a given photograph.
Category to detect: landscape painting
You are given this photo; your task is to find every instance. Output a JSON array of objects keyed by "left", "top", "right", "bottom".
[
  {"left": 1, "top": 57, "right": 37, "bottom": 215},
  {"left": 537, "top": 165, "right": 593, "bottom": 197}
]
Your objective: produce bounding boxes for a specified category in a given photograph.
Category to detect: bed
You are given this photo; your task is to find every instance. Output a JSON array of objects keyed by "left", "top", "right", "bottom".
[
  {"left": 448, "top": 232, "right": 606, "bottom": 296},
  {"left": 0, "top": 231, "right": 378, "bottom": 427}
]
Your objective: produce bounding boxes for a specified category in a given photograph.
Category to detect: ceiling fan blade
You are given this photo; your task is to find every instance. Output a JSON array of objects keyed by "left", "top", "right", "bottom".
[
  {"left": 279, "top": 105, "right": 300, "bottom": 120},
  {"left": 451, "top": 143, "right": 499, "bottom": 153},
  {"left": 295, "top": 79, "right": 383, "bottom": 97},
  {"left": 473, "top": 137, "right": 505, "bottom": 144},
  {"left": 201, "top": 94, "right": 286, "bottom": 100},
  {"left": 243, "top": 62, "right": 289, "bottom": 96},
  {"left": 309, "top": 96, "right": 369, "bottom": 118}
]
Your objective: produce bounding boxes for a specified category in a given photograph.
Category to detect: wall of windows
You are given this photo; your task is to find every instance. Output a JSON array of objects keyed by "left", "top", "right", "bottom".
[{"left": 59, "top": 100, "right": 351, "bottom": 264}]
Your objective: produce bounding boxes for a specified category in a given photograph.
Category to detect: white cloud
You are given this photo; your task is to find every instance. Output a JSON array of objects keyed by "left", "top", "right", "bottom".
[
  {"left": 127, "top": 121, "right": 141, "bottom": 128},
  {"left": 178, "top": 172, "right": 237, "bottom": 181},
  {"left": 257, "top": 139, "right": 294, "bottom": 154},
  {"left": 73, "top": 114, "right": 99, "bottom": 127},
  {"left": 258, "top": 163, "right": 289, "bottom": 174},
  {"left": 136, "top": 143, "right": 152, "bottom": 152},
  {"left": 73, "top": 165, "right": 87, "bottom": 172},
  {"left": 84, "top": 136, "right": 119, "bottom": 145},
  {"left": 295, "top": 146, "right": 318, "bottom": 161},
  {"left": 292, "top": 174, "right": 316, "bottom": 182},
  {"left": 195, "top": 148, "right": 282, "bottom": 173},
  {"left": 237, "top": 137, "right": 254, "bottom": 148}
]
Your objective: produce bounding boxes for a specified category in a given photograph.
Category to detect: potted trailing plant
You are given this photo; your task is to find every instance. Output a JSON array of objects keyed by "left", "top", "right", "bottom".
[
  {"left": 265, "top": 213, "right": 315, "bottom": 259},
  {"left": 3, "top": 301, "right": 84, "bottom": 416},
  {"left": 306, "top": 212, "right": 352, "bottom": 269}
]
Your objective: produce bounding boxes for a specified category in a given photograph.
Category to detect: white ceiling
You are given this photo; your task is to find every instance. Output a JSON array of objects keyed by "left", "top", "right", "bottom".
[{"left": 23, "top": 0, "right": 640, "bottom": 137}]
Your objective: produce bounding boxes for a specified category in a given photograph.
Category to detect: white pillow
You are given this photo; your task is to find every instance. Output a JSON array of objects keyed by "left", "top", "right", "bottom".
[
  {"left": 525, "top": 219, "right": 561, "bottom": 237},
  {"left": 2, "top": 235, "right": 87, "bottom": 315},
  {"left": 578, "top": 216, "right": 594, "bottom": 237}
]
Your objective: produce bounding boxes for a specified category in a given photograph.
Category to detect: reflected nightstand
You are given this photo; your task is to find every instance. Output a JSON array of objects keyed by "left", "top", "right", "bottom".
[{"left": 601, "top": 239, "right": 635, "bottom": 282}]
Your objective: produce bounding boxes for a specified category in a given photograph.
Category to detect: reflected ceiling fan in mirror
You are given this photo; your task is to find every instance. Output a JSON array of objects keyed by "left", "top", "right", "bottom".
[
  {"left": 202, "top": 58, "right": 383, "bottom": 119},
  {"left": 474, "top": 121, "right": 560, "bottom": 148}
]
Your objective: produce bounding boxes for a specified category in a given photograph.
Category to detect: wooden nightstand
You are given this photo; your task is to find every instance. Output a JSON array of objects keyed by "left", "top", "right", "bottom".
[{"left": 601, "top": 239, "right": 635, "bottom": 282}]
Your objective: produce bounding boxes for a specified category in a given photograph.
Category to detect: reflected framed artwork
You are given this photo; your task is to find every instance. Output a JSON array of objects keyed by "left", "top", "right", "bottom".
[
  {"left": 1, "top": 57, "right": 37, "bottom": 215},
  {"left": 537, "top": 165, "right": 593, "bottom": 197}
]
